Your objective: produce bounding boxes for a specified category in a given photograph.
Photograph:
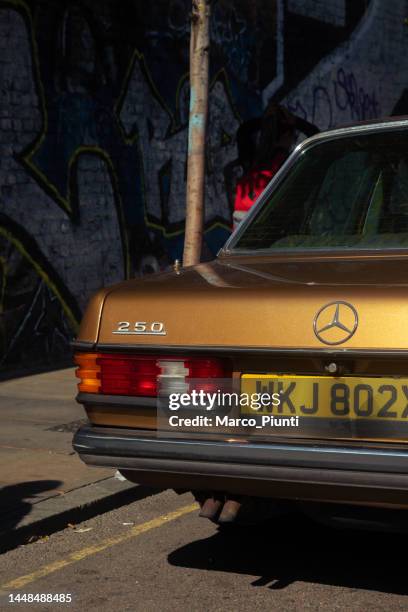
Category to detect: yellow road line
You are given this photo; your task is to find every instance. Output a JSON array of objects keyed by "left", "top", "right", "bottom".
[{"left": 1, "top": 503, "right": 198, "bottom": 593}]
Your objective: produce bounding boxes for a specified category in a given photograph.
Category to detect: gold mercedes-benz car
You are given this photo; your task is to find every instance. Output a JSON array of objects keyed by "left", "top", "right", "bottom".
[{"left": 73, "top": 117, "right": 408, "bottom": 526}]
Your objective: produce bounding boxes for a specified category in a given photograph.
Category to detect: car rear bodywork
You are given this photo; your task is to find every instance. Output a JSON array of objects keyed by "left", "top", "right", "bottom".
[{"left": 73, "top": 118, "right": 408, "bottom": 517}]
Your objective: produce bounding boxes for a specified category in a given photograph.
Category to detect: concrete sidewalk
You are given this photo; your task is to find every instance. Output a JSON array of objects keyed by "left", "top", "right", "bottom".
[{"left": 0, "top": 368, "right": 143, "bottom": 547}]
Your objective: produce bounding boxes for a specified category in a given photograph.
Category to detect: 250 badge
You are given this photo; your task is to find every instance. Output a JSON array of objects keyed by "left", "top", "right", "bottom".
[{"left": 113, "top": 321, "right": 166, "bottom": 336}]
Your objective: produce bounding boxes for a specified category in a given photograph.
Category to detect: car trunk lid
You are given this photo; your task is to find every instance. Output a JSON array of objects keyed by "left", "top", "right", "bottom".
[{"left": 95, "top": 253, "right": 408, "bottom": 351}]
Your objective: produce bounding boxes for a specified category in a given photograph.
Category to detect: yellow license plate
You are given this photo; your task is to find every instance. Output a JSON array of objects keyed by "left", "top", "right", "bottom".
[{"left": 240, "top": 374, "right": 408, "bottom": 421}]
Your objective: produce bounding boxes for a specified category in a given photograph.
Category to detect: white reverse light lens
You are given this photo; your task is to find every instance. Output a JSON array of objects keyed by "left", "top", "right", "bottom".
[{"left": 157, "top": 360, "right": 189, "bottom": 395}]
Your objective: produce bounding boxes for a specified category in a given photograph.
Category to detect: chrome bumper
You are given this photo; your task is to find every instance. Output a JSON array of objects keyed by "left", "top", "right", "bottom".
[{"left": 73, "top": 426, "right": 408, "bottom": 505}]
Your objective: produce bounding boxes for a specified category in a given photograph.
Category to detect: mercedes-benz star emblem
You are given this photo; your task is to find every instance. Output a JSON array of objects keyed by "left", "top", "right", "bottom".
[{"left": 313, "top": 301, "right": 358, "bottom": 346}]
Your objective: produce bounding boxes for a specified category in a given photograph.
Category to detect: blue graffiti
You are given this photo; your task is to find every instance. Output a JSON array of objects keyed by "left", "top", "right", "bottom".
[
  {"left": 312, "top": 86, "right": 333, "bottom": 127},
  {"left": 334, "top": 68, "right": 380, "bottom": 121},
  {"left": 287, "top": 99, "right": 308, "bottom": 120},
  {"left": 288, "top": 67, "right": 381, "bottom": 130}
]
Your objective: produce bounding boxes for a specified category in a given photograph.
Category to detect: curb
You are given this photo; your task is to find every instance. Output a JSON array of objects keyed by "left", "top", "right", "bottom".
[{"left": 0, "top": 477, "right": 160, "bottom": 553}]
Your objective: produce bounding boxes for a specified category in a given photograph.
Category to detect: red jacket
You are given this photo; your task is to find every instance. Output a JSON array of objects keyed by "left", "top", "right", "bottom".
[{"left": 233, "top": 150, "right": 287, "bottom": 227}]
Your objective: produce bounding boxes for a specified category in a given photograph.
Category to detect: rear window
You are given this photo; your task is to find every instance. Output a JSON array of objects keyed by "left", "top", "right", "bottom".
[{"left": 232, "top": 130, "right": 408, "bottom": 252}]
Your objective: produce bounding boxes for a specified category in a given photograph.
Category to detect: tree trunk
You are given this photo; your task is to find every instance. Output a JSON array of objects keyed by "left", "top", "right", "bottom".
[{"left": 183, "top": 0, "right": 211, "bottom": 267}]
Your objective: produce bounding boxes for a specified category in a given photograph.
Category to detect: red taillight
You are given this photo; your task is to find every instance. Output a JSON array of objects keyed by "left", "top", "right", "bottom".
[
  {"left": 184, "top": 358, "right": 231, "bottom": 394},
  {"left": 186, "top": 358, "right": 230, "bottom": 378},
  {"left": 98, "top": 355, "right": 161, "bottom": 397},
  {"left": 74, "top": 353, "right": 231, "bottom": 397}
]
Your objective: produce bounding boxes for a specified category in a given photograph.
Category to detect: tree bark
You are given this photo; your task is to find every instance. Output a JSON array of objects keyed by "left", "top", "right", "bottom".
[{"left": 183, "top": 0, "right": 211, "bottom": 267}]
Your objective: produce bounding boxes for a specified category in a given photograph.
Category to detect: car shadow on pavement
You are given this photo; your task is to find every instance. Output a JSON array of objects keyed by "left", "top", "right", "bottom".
[
  {"left": 0, "top": 480, "right": 62, "bottom": 550},
  {"left": 168, "top": 512, "right": 408, "bottom": 595}
]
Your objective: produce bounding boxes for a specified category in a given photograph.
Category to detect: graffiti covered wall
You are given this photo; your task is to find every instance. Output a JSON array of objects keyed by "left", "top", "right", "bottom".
[
  {"left": 0, "top": 0, "right": 407, "bottom": 371},
  {"left": 284, "top": 1, "right": 408, "bottom": 127}
]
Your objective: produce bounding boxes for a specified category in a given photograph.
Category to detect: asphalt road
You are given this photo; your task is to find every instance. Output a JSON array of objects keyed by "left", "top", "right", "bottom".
[{"left": 1, "top": 489, "right": 408, "bottom": 611}]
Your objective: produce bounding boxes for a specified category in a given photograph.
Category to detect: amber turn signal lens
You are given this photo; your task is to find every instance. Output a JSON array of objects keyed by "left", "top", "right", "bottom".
[{"left": 74, "top": 353, "right": 101, "bottom": 393}]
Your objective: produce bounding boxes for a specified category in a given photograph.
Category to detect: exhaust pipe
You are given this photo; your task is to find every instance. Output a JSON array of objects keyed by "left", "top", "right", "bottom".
[
  {"left": 196, "top": 492, "right": 242, "bottom": 523},
  {"left": 199, "top": 496, "right": 223, "bottom": 520},
  {"left": 218, "top": 497, "right": 241, "bottom": 523}
]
